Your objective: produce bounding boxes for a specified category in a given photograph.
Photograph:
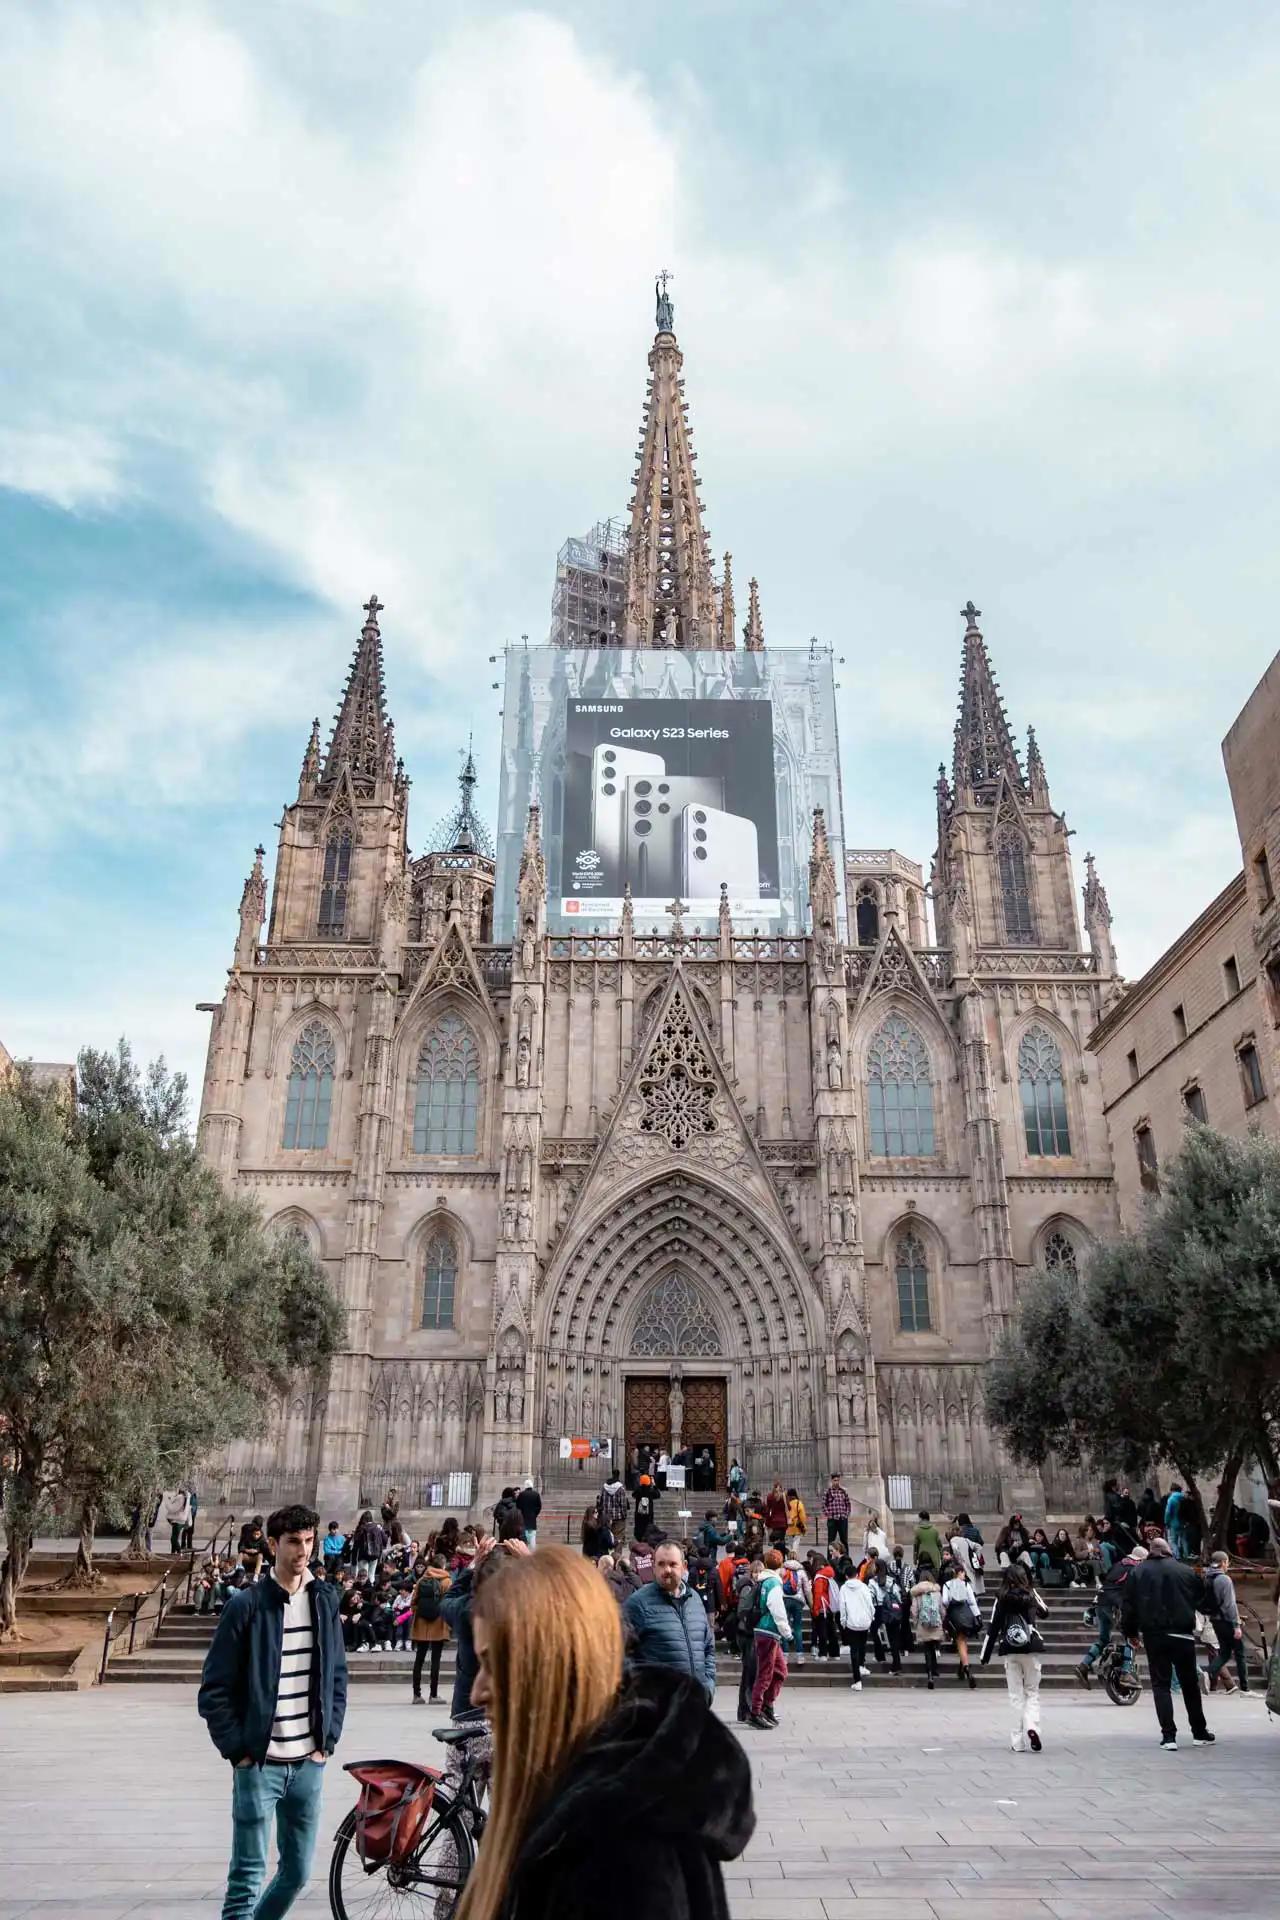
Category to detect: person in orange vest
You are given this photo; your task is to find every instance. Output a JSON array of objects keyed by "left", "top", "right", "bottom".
[{"left": 810, "top": 1558, "right": 840, "bottom": 1660}]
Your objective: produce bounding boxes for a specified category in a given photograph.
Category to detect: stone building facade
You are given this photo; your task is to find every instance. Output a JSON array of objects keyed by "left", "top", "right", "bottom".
[
  {"left": 1091, "top": 650, "right": 1280, "bottom": 1227},
  {"left": 196, "top": 289, "right": 1121, "bottom": 1521}
]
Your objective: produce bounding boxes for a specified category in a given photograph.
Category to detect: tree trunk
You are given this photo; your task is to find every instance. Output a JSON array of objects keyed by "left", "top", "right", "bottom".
[
  {"left": 1179, "top": 1465, "right": 1207, "bottom": 1544},
  {"left": 0, "top": 1523, "right": 33, "bottom": 1643},
  {"left": 119, "top": 1494, "right": 153, "bottom": 1562},
  {"left": 1208, "top": 1440, "right": 1247, "bottom": 1550},
  {"left": 56, "top": 1500, "right": 103, "bottom": 1588}
]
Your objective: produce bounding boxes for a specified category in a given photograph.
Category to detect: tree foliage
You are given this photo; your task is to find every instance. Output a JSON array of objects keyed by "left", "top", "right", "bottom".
[
  {"left": 986, "top": 1123, "right": 1280, "bottom": 1537},
  {"left": 0, "top": 1042, "right": 342, "bottom": 1636}
]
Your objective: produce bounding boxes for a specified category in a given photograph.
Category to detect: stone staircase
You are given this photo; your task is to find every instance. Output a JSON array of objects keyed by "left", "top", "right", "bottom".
[{"left": 109, "top": 1574, "right": 1229, "bottom": 1692}]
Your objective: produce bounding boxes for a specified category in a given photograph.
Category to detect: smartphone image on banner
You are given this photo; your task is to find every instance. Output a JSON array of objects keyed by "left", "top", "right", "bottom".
[
  {"left": 591, "top": 744, "right": 665, "bottom": 883},
  {"left": 681, "top": 805, "right": 760, "bottom": 898},
  {"left": 624, "top": 774, "right": 724, "bottom": 897}
]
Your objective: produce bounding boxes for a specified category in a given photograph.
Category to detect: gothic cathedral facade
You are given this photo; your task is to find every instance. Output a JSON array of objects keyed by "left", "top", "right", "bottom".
[{"left": 197, "top": 291, "right": 1121, "bottom": 1520}]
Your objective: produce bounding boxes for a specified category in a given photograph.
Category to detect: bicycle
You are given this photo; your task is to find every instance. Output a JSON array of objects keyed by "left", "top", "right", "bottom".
[{"left": 329, "top": 1721, "right": 488, "bottom": 1920}]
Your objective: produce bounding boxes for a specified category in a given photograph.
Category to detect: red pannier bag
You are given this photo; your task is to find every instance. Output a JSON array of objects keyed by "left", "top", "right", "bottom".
[{"left": 343, "top": 1760, "right": 441, "bottom": 1867}]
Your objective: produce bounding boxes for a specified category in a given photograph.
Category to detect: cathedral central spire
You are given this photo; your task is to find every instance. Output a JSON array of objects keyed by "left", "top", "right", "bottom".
[{"left": 623, "top": 276, "right": 718, "bottom": 649}]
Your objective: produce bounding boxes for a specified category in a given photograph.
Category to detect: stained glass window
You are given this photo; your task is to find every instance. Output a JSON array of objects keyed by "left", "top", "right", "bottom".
[
  {"left": 1019, "top": 1026, "right": 1071, "bottom": 1155},
  {"left": 413, "top": 1014, "right": 481, "bottom": 1154},
  {"left": 895, "top": 1232, "right": 932, "bottom": 1332},
  {"left": 421, "top": 1230, "right": 458, "bottom": 1329},
  {"left": 867, "top": 1015, "right": 935, "bottom": 1156},
  {"left": 997, "top": 829, "right": 1035, "bottom": 945},
  {"left": 282, "top": 1020, "right": 335, "bottom": 1150},
  {"left": 319, "top": 825, "right": 354, "bottom": 936}
]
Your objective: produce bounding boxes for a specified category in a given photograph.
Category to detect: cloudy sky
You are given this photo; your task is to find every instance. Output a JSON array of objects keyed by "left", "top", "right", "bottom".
[{"left": 2, "top": 0, "right": 1275, "bottom": 1105}]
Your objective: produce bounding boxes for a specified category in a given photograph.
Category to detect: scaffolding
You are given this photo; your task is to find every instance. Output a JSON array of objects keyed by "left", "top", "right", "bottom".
[{"left": 549, "top": 517, "right": 628, "bottom": 648}]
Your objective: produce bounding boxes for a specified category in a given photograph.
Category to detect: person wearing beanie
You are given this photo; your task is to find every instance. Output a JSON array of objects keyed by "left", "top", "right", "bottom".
[
  {"left": 1205, "top": 1550, "right": 1249, "bottom": 1694},
  {"left": 1076, "top": 1544, "right": 1146, "bottom": 1684}
]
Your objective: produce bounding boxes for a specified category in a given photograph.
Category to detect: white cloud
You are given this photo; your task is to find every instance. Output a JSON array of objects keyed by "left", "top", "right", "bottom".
[{"left": 0, "top": 425, "right": 123, "bottom": 509}]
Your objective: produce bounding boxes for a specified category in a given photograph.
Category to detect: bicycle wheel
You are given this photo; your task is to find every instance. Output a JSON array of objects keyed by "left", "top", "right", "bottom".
[
  {"left": 329, "top": 1791, "right": 476, "bottom": 1920},
  {"left": 1105, "top": 1662, "right": 1142, "bottom": 1706}
]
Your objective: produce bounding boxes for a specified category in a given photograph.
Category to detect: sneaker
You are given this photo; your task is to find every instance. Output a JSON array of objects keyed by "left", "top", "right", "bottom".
[
  {"left": 411, "top": 1694, "right": 425, "bottom": 1705},
  {"left": 927, "top": 1678, "right": 934, "bottom": 1691},
  {"left": 1074, "top": 1662, "right": 1092, "bottom": 1687},
  {"left": 1160, "top": 1737, "right": 1178, "bottom": 1751},
  {"left": 748, "top": 1713, "right": 774, "bottom": 1730},
  {"left": 851, "top": 1680, "right": 862, "bottom": 1691},
  {"left": 736, "top": 1710, "right": 750, "bottom": 1724},
  {"left": 762, "top": 1707, "right": 778, "bottom": 1726},
  {"left": 1193, "top": 1731, "right": 1216, "bottom": 1746},
  {"left": 428, "top": 1692, "right": 439, "bottom": 1703},
  {"left": 1027, "top": 1729, "right": 1042, "bottom": 1752}
]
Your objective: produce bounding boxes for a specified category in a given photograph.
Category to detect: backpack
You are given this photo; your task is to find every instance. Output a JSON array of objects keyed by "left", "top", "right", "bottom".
[
  {"left": 1002, "top": 1613, "right": 1032, "bottom": 1650},
  {"left": 877, "top": 1580, "right": 904, "bottom": 1625},
  {"left": 917, "top": 1587, "right": 943, "bottom": 1631},
  {"left": 781, "top": 1566, "right": 799, "bottom": 1595},
  {"left": 414, "top": 1576, "right": 443, "bottom": 1624}
]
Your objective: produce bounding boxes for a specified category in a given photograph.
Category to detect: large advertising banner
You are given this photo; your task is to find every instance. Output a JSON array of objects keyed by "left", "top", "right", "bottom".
[
  {"left": 493, "top": 645, "right": 845, "bottom": 941},
  {"left": 561, "top": 697, "right": 780, "bottom": 918}
]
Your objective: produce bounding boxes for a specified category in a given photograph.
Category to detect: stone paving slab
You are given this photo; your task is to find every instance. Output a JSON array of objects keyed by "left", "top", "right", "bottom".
[{"left": 0, "top": 1682, "right": 1272, "bottom": 1917}]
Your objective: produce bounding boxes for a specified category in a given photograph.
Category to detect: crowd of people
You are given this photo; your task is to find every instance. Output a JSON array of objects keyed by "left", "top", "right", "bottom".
[{"left": 194, "top": 1468, "right": 1265, "bottom": 1920}]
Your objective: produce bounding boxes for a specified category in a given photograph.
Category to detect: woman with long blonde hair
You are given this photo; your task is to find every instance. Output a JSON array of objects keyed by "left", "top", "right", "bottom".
[{"left": 457, "top": 1545, "right": 753, "bottom": 1920}]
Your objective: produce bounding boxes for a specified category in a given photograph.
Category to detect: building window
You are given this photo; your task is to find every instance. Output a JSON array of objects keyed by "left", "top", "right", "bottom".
[
  {"left": 894, "top": 1231, "right": 932, "bottom": 1332},
  {"left": 1223, "top": 955, "right": 1241, "bottom": 998},
  {"left": 420, "top": 1228, "right": 458, "bottom": 1329},
  {"left": 1172, "top": 1003, "right": 1187, "bottom": 1043},
  {"left": 1042, "top": 1230, "right": 1078, "bottom": 1277},
  {"left": 855, "top": 884, "right": 879, "bottom": 947},
  {"left": 1126, "top": 1048, "right": 1139, "bottom": 1085},
  {"left": 1018, "top": 1026, "right": 1071, "bottom": 1156},
  {"left": 1136, "top": 1124, "right": 1159, "bottom": 1193},
  {"left": 1256, "top": 848, "right": 1274, "bottom": 908},
  {"left": 1183, "top": 1083, "right": 1208, "bottom": 1124},
  {"left": 1239, "top": 1043, "right": 1266, "bottom": 1108},
  {"left": 412, "top": 1013, "right": 481, "bottom": 1153},
  {"left": 318, "top": 825, "right": 354, "bottom": 936},
  {"left": 996, "top": 830, "right": 1036, "bottom": 945},
  {"left": 867, "top": 1015, "right": 936, "bottom": 1156},
  {"left": 281, "top": 1020, "right": 336, "bottom": 1150}
]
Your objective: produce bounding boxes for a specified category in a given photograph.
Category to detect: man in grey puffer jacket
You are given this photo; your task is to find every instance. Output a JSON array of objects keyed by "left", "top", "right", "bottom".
[
  {"left": 623, "top": 1541, "right": 717, "bottom": 1699},
  {"left": 1205, "top": 1550, "right": 1249, "bottom": 1693}
]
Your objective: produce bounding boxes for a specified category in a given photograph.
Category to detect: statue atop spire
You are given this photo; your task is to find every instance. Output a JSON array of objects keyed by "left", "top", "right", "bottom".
[
  {"left": 1083, "top": 850, "right": 1118, "bottom": 978},
  {"left": 320, "top": 593, "right": 392, "bottom": 795},
  {"left": 655, "top": 268, "right": 674, "bottom": 335}
]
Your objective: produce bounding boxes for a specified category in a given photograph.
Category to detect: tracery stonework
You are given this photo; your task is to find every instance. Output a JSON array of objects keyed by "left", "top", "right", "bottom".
[
  {"left": 629, "top": 1271, "right": 723, "bottom": 1357},
  {"left": 195, "top": 293, "right": 1121, "bottom": 1520}
]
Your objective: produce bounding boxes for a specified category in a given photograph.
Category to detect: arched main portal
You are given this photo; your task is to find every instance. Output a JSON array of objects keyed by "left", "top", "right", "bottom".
[{"left": 537, "top": 1169, "right": 826, "bottom": 1490}]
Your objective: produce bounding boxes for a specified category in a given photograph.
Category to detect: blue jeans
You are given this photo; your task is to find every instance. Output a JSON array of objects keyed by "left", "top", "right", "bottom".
[
  {"left": 1082, "top": 1606, "right": 1132, "bottom": 1670},
  {"left": 222, "top": 1759, "right": 325, "bottom": 1919}
]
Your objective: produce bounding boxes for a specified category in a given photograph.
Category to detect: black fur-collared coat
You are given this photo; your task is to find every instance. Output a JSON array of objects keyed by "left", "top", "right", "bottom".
[{"left": 497, "top": 1666, "right": 755, "bottom": 1919}]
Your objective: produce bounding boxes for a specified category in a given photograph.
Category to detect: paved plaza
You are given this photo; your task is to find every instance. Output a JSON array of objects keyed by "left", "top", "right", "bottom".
[{"left": 0, "top": 1681, "right": 1274, "bottom": 1919}]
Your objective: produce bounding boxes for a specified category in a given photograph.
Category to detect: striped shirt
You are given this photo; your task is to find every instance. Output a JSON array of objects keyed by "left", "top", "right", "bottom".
[{"left": 266, "top": 1573, "right": 316, "bottom": 1762}]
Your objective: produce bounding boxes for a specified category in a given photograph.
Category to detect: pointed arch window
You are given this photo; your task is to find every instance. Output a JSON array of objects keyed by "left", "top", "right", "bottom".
[
  {"left": 996, "top": 827, "right": 1035, "bottom": 945},
  {"left": 281, "top": 1021, "right": 336, "bottom": 1150},
  {"left": 855, "top": 884, "right": 880, "bottom": 947},
  {"left": 1019, "top": 1026, "right": 1071, "bottom": 1156},
  {"left": 421, "top": 1227, "right": 458, "bottom": 1329},
  {"left": 894, "top": 1231, "right": 932, "bottom": 1332},
  {"left": 867, "top": 1015, "right": 935, "bottom": 1157},
  {"left": 1042, "top": 1229, "right": 1078, "bottom": 1277},
  {"left": 318, "top": 824, "right": 354, "bottom": 937},
  {"left": 413, "top": 1013, "right": 481, "bottom": 1154}
]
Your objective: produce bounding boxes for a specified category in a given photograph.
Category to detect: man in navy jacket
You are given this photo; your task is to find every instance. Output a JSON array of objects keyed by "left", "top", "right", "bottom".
[
  {"left": 623, "top": 1540, "right": 717, "bottom": 1699},
  {"left": 199, "top": 1503, "right": 348, "bottom": 1919}
]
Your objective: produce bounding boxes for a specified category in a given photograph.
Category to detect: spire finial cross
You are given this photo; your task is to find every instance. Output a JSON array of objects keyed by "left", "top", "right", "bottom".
[
  {"left": 655, "top": 268, "right": 675, "bottom": 333},
  {"left": 363, "top": 593, "right": 384, "bottom": 625},
  {"left": 960, "top": 599, "right": 981, "bottom": 631}
]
